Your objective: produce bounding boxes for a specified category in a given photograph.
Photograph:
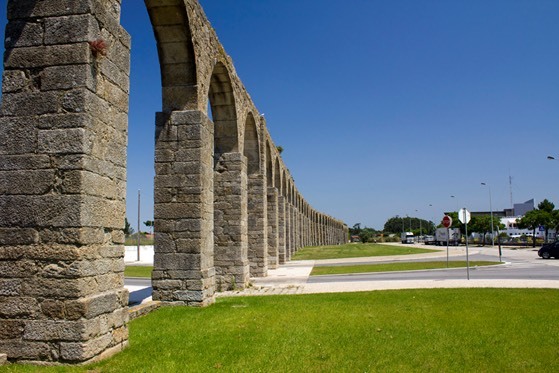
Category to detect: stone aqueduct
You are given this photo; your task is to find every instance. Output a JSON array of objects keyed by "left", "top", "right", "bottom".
[{"left": 0, "top": 0, "right": 348, "bottom": 365}]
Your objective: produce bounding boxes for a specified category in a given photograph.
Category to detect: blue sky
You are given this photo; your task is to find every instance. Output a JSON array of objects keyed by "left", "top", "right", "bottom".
[{"left": 1, "top": 1, "right": 558, "bottom": 231}]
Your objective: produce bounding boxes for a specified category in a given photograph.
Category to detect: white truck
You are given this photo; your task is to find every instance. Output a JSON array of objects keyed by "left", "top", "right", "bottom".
[
  {"left": 435, "top": 228, "right": 461, "bottom": 246},
  {"left": 401, "top": 232, "right": 415, "bottom": 244}
]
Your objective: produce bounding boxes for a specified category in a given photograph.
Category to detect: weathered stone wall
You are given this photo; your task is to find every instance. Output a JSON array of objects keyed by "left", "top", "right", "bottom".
[
  {"left": 213, "top": 152, "right": 249, "bottom": 290},
  {"left": 0, "top": 0, "right": 130, "bottom": 364},
  {"left": 152, "top": 111, "right": 215, "bottom": 305},
  {"left": 0, "top": 0, "right": 348, "bottom": 364},
  {"left": 247, "top": 173, "right": 267, "bottom": 276},
  {"left": 267, "top": 187, "right": 279, "bottom": 268}
]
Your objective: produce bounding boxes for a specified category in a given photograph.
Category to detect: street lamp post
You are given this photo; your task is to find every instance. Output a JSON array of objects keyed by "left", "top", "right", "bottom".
[
  {"left": 547, "top": 156, "right": 557, "bottom": 243},
  {"left": 415, "top": 209, "right": 422, "bottom": 237},
  {"left": 429, "top": 204, "right": 435, "bottom": 233},
  {"left": 481, "top": 183, "right": 494, "bottom": 247},
  {"left": 137, "top": 189, "right": 141, "bottom": 262}
]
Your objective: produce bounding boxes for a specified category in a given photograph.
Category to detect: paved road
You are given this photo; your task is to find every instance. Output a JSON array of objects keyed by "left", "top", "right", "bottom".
[
  {"left": 309, "top": 252, "right": 559, "bottom": 283},
  {"left": 125, "top": 246, "right": 559, "bottom": 304},
  {"left": 308, "top": 261, "right": 559, "bottom": 283}
]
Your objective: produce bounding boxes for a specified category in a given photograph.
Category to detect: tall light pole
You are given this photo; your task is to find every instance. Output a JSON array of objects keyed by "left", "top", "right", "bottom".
[
  {"left": 450, "top": 195, "right": 457, "bottom": 212},
  {"left": 547, "top": 156, "right": 557, "bottom": 242},
  {"left": 137, "top": 189, "right": 141, "bottom": 261},
  {"left": 415, "top": 209, "right": 422, "bottom": 237},
  {"left": 429, "top": 204, "right": 435, "bottom": 233},
  {"left": 481, "top": 183, "right": 494, "bottom": 247}
]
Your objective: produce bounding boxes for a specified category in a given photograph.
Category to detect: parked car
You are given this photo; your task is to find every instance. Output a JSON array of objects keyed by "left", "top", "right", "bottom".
[{"left": 538, "top": 241, "right": 559, "bottom": 259}]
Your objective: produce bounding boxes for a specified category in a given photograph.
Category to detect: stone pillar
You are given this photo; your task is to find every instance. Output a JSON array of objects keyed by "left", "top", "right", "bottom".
[
  {"left": 303, "top": 212, "right": 309, "bottom": 248},
  {"left": 296, "top": 208, "right": 302, "bottom": 251},
  {"left": 301, "top": 213, "right": 306, "bottom": 248},
  {"left": 285, "top": 203, "right": 293, "bottom": 261},
  {"left": 0, "top": 0, "right": 130, "bottom": 363},
  {"left": 267, "top": 187, "right": 279, "bottom": 268},
  {"left": 320, "top": 217, "right": 326, "bottom": 246},
  {"left": 308, "top": 215, "right": 313, "bottom": 246},
  {"left": 277, "top": 195, "right": 287, "bottom": 264},
  {"left": 310, "top": 213, "right": 315, "bottom": 246},
  {"left": 214, "top": 152, "right": 249, "bottom": 290},
  {"left": 247, "top": 173, "right": 268, "bottom": 276},
  {"left": 293, "top": 207, "right": 300, "bottom": 253},
  {"left": 153, "top": 111, "right": 215, "bottom": 306},
  {"left": 316, "top": 216, "right": 320, "bottom": 246}
]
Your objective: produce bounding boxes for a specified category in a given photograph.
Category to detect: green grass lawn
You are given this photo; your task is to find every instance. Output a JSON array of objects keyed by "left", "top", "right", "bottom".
[
  {"left": 124, "top": 265, "right": 153, "bottom": 278},
  {"left": 311, "top": 260, "right": 500, "bottom": 276},
  {"left": 4, "top": 289, "right": 558, "bottom": 372},
  {"left": 292, "top": 243, "right": 438, "bottom": 260}
]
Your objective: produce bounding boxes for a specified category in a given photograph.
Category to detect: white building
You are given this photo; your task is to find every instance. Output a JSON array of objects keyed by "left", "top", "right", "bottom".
[{"left": 500, "top": 216, "right": 556, "bottom": 241}]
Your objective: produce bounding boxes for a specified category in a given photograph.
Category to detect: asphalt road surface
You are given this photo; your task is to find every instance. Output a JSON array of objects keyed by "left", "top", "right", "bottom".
[{"left": 308, "top": 251, "right": 559, "bottom": 283}]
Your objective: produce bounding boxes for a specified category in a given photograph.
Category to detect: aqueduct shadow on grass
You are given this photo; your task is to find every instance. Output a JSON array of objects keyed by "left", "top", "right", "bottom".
[{"left": 0, "top": 0, "right": 348, "bottom": 364}]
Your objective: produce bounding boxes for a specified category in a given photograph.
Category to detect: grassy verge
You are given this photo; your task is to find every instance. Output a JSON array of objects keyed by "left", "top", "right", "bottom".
[
  {"left": 5, "top": 289, "right": 558, "bottom": 372},
  {"left": 124, "top": 266, "right": 153, "bottom": 278},
  {"left": 292, "top": 243, "right": 438, "bottom": 260},
  {"left": 311, "top": 260, "right": 500, "bottom": 276},
  {"left": 124, "top": 234, "right": 154, "bottom": 246}
]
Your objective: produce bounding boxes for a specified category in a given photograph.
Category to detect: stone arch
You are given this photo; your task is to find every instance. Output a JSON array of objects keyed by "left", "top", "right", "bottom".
[
  {"left": 282, "top": 170, "right": 289, "bottom": 198},
  {"left": 244, "top": 110, "right": 267, "bottom": 275},
  {"left": 266, "top": 141, "right": 273, "bottom": 186},
  {"left": 207, "top": 61, "right": 249, "bottom": 289},
  {"left": 208, "top": 61, "right": 238, "bottom": 160},
  {"left": 146, "top": 2, "right": 197, "bottom": 112},
  {"left": 274, "top": 157, "right": 282, "bottom": 191},
  {"left": 243, "top": 112, "right": 260, "bottom": 175}
]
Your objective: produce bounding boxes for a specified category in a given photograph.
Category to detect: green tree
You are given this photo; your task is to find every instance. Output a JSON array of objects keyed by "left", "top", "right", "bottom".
[
  {"left": 552, "top": 210, "right": 559, "bottom": 232},
  {"left": 349, "top": 223, "right": 361, "bottom": 235},
  {"left": 550, "top": 210, "right": 559, "bottom": 241},
  {"left": 349, "top": 223, "right": 378, "bottom": 242},
  {"left": 383, "top": 216, "right": 404, "bottom": 234},
  {"left": 517, "top": 210, "right": 551, "bottom": 247},
  {"left": 537, "top": 199, "right": 555, "bottom": 242},
  {"left": 359, "top": 227, "right": 376, "bottom": 243},
  {"left": 144, "top": 220, "right": 154, "bottom": 234},
  {"left": 469, "top": 215, "right": 505, "bottom": 246},
  {"left": 384, "top": 216, "right": 434, "bottom": 235},
  {"left": 538, "top": 199, "right": 555, "bottom": 213},
  {"left": 124, "top": 218, "right": 134, "bottom": 236}
]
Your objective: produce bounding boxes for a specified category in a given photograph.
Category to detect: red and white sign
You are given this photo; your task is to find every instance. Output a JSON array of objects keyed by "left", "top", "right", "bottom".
[{"left": 442, "top": 215, "right": 452, "bottom": 228}]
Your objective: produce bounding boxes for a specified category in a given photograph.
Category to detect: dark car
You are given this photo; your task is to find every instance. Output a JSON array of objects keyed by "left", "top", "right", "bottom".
[{"left": 538, "top": 241, "right": 559, "bottom": 259}]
